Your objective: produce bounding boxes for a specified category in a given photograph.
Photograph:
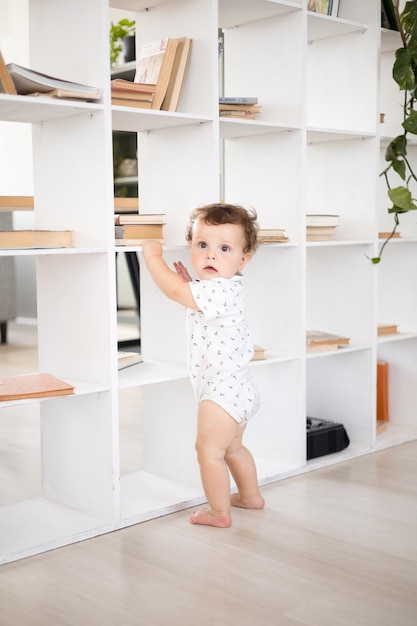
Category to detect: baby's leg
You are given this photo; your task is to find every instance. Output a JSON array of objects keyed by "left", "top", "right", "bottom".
[
  {"left": 225, "top": 425, "right": 265, "bottom": 509},
  {"left": 190, "top": 400, "right": 238, "bottom": 528}
]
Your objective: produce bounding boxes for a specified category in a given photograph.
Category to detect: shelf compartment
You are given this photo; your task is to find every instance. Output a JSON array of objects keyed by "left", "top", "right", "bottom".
[
  {"left": 220, "top": 119, "right": 300, "bottom": 139},
  {"left": 307, "top": 349, "right": 376, "bottom": 451},
  {"left": 0, "top": 497, "right": 110, "bottom": 565},
  {"left": 112, "top": 108, "right": 211, "bottom": 133},
  {"left": 307, "top": 14, "right": 368, "bottom": 43},
  {"left": 219, "top": 0, "right": 301, "bottom": 29},
  {"left": 306, "top": 344, "right": 372, "bottom": 359},
  {"left": 0, "top": 94, "right": 101, "bottom": 124},
  {"left": 118, "top": 358, "right": 188, "bottom": 388},
  {"left": 120, "top": 471, "right": 203, "bottom": 522},
  {"left": 375, "top": 423, "right": 417, "bottom": 451},
  {"left": 377, "top": 338, "right": 417, "bottom": 430}
]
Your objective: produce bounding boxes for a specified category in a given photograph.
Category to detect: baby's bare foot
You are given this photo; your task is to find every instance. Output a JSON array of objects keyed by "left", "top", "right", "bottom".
[
  {"left": 231, "top": 493, "right": 265, "bottom": 509},
  {"left": 189, "top": 509, "right": 232, "bottom": 528}
]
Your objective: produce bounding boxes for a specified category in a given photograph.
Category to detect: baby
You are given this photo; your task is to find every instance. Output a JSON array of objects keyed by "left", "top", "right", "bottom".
[{"left": 142, "top": 203, "right": 264, "bottom": 527}]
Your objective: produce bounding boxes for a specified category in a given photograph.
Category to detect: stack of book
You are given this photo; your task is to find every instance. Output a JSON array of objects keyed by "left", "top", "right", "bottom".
[
  {"left": 112, "top": 36, "right": 192, "bottom": 111},
  {"left": 257, "top": 228, "right": 289, "bottom": 243},
  {"left": 114, "top": 213, "right": 166, "bottom": 246},
  {"left": 306, "top": 330, "right": 350, "bottom": 352},
  {"left": 219, "top": 97, "right": 261, "bottom": 120},
  {"left": 111, "top": 79, "right": 156, "bottom": 109},
  {"left": 306, "top": 214, "right": 339, "bottom": 241}
]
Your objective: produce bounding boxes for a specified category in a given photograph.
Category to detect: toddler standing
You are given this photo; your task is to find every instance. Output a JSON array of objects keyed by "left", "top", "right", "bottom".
[{"left": 142, "top": 203, "right": 265, "bottom": 527}]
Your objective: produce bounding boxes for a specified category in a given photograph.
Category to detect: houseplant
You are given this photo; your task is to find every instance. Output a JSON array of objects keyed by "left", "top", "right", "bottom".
[
  {"left": 110, "top": 18, "right": 135, "bottom": 67},
  {"left": 372, "top": 0, "right": 417, "bottom": 263}
]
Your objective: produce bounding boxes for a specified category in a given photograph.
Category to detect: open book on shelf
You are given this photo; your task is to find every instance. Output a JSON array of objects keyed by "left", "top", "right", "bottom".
[{"left": 1, "top": 59, "right": 100, "bottom": 100}]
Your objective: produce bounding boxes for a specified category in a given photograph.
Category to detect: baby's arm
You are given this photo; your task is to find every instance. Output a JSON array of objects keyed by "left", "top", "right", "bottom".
[{"left": 142, "top": 240, "right": 198, "bottom": 310}]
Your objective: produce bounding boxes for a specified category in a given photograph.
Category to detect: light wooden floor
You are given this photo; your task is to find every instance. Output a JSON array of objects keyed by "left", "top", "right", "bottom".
[{"left": 1, "top": 323, "right": 417, "bottom": 625}]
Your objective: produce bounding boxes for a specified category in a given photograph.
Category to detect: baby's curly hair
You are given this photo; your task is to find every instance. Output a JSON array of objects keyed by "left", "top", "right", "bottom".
[{"left": 185, "top": 203, "right": 259, "bottom": 254}]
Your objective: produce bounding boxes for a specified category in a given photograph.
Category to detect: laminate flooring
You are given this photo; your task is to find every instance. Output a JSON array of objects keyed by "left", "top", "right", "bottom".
[{"left": 1, "top": 323, "right": 417, "bottom": 626}]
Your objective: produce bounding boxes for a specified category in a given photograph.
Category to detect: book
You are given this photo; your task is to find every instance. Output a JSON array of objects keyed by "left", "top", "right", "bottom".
[
  {"left": 306, "top": 214, "right": 339, "bottom": 227},
  {"left": 161, "top": 37, "right": 192, "bottom": 112},
  {"left": 377, "top": 323, "right": 398, "bottom": 336},
  {"left": 0, "top": 230, "right": 73, "bottom": 249},
  {"left": 329, "top": 0, "right": 340, "bottom": 17},
  {"left": 27, "top": 87, "right": 101, "bottom": 101},
  {"left": 0, "top": 373, "right": 74, "bottom": 401},
  {"left": 257, "top": 228, "right": 289, "bottom": 243},
  {"left": 0, "top": 195, "right": 34, "bottom": 211},
  {"left": 4, "top": 63, "right": 100, "bottom": 99},
  {"left": 114, "top": 198, "right": 139, "bottom": 214},
  {"left": 115, "top": 238, "right": 164, "bottom": 246},
  {"left": 219, "top": 103, "right": 261, "bottom": 113},
  {"left": 306, "top": 225, "right": 337, "bottom": 241},
  {"left": 115, "top": 223, "right": 164, "bottom": 239},
  {"left": 251, "top": 345, "right": 266, "bottom": 361},
  {"left": 117, "top": 351, "right": 143, "bottom": 370},
  {"left": 0, "top": 50, "right": 17, "bottom": 95},
  {"left": 219, "top": 97, "right": 258, "bottom": 105},
  {"left": 378, "top": 231, "right": 401, "bottom": 239},
  {"left": 306, "top": 342, "right": 340, "bottom": 353},
  {"left": 377, "top": 360, "right": 389, "bottom": 422},
  {"left": 382, "top": 0, "right": 399, "bottom": 31},
  {"left": 111, "top": 79, "right": 157, "bottom": 94},
  {"left": 219, "top": 111, "right": 258, "bottom": 119},
  {"left": 112, "top": 97, "right": 153, "bottom": 109},
  {"left": 115, "top": 213, "right": 165, "bottom": 225},
  {"left": 306, "top": 330, "right": 350, "bottom": 348},
  {"left": 111, "top": 88, "right": 155, "bottom": 102},
  {"left": 307, "top": 0, "right": 332, "bottom": 14},
  {"left": 134, "top": 37, "right": 179, "bottom": 110}
]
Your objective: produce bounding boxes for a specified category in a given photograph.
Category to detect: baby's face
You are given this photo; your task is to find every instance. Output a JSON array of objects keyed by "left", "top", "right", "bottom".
[{"left": 190, "top": 219, "right": 251, "bottom": 280}]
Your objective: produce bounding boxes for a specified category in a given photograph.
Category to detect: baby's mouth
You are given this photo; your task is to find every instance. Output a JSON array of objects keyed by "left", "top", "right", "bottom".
[{"left": 204, "top": 265, "right": 217, "bottom": 272}]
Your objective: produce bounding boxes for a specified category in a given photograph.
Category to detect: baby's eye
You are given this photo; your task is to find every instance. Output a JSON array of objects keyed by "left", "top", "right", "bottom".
[
  {"left": 220, "top": 245, "right": 230, "bottom": 252},
  {"left": 198, "top": 241, "right": 207, "bottom": 249}
]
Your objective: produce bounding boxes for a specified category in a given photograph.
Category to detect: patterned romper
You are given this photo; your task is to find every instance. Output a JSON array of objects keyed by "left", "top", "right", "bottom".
[{"left": 186, "top": 274, "right": 260, "bottom": 424}]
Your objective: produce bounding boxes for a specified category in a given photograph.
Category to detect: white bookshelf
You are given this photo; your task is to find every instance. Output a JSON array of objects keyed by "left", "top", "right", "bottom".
[{"left": 1, "top": 0, "right": 416, "bottom": 564}]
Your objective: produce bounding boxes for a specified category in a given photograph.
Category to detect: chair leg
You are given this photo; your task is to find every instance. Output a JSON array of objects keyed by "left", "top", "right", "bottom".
[{"left": 0, "top": 321, "right": 7, "bottom": 344}]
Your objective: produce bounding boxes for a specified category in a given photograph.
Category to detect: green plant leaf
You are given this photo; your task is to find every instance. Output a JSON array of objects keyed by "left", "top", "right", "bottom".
[
  {"left": 385, "top": 134, "right": 407, "bottom": 161},
  {"left": 388, "top": 186, "right": 417, "bottom": 211},
  {"left": 403, "top": 108, "right": 417, "bottom": 133},
  {"left": 393, "top": 47, "right": 416, "bottom": 91},
  {"left": 401, "top": 1, "right": 417, "bottom": 36},
  {"left": 392, "top": 158, "right": 406, "bottom": 179}
]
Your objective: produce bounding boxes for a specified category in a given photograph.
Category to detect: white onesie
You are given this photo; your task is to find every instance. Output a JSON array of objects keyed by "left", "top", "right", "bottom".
[{"left": 186, "top": 274, "right": 260, "bottom": 424}]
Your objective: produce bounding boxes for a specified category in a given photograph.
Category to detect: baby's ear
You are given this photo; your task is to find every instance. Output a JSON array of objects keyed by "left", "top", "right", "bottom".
[{"left": 239, "top": 252, "right": 252, "bottom": 270}]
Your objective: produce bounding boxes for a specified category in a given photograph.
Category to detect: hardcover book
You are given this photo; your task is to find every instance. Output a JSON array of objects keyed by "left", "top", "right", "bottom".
[
  {"left": 0, "top": 373, "right": 74, "bottom": 401},
  {"left": 0, "top": 230, "right": 73, "bottom": 249},
  {"left": 135, "top": 37, "right": 179, "bottom": 110}
]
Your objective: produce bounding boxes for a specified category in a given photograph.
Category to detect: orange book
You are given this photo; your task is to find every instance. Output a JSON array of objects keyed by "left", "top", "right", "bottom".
[
  {"left": 0, "top": 373, "right": 74, "bottom": 401},
  {"left": 0, "top": 49, "right": 17, "bottom": 95},
  {"left": 377, "top": 360, "right": 389, "bottom": 422}
]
